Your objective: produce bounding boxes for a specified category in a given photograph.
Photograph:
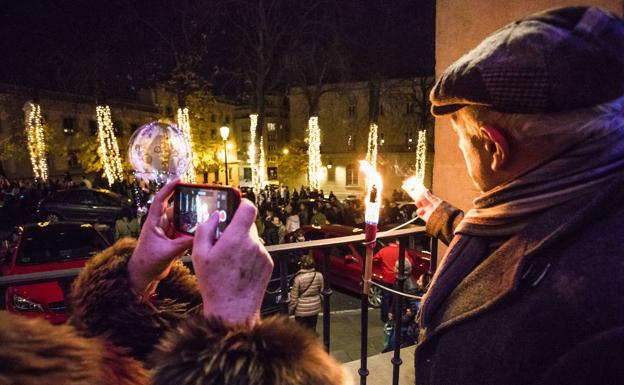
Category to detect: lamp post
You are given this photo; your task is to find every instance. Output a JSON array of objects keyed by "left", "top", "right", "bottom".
[{"left": 220, "top": 125, "right": 230, "bottom": 185}]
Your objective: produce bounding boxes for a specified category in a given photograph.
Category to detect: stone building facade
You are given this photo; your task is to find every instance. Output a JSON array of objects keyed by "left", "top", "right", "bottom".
[{"left": 288, "top": 78, "right": 434, "bottom": 199}]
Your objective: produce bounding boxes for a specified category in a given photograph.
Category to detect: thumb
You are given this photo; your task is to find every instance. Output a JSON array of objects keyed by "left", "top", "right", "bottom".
[
  {"left": 194, "top": 211, "right": 220, "bottom": 255},
  {"left": 171, "top": 234, "right": 194, "bottom": 255}
]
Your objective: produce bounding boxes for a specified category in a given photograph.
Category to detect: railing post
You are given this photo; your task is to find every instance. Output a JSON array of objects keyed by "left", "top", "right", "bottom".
[
  {"left": 392, "top": 237, "right": 407, "bottom": 384},
  {"left": 278, "top": 252, "right": 290, "bottom": 315},
  {"left": 322, "top": 250, "right": 332, "bottom": 352},
  {"left": 424, "top": 236, "right": 438, "bottom": 287},
  {"left": 359, "top": 291, "right": 369, "bottom": 385}
]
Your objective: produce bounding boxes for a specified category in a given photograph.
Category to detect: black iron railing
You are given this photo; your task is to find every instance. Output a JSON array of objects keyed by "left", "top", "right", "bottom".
[{"left": 0, "top": 226, "right": 436, "bottom": 384}]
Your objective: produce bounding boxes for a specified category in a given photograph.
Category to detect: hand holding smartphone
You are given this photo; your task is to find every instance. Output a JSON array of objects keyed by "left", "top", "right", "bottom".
[{"left": 174, "top": 184, "right": 242, "bottom": 239}]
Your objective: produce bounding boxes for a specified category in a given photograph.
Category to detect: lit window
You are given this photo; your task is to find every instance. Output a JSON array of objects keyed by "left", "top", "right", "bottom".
[
  {"left": 267, "top": 122, "right": 276, "bottom": 131},
  {"left": 346, "top": 164, "right": 358, "bottom": 186}
]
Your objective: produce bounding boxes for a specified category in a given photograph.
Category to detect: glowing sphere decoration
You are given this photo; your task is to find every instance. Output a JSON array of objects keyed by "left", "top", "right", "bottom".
[{"left": 127, "top": 121, "right": 190, "bottom": 183}]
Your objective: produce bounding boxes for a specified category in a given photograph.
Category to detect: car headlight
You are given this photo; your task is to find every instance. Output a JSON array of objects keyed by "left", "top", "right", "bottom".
[{"left": 12, "top": 294, "right": 44, "bottom": 312}]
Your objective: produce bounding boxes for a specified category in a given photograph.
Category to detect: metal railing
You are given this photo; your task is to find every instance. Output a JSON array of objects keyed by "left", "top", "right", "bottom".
[{"left": 0, "top": 225, "right": 436, "bottom": 385}]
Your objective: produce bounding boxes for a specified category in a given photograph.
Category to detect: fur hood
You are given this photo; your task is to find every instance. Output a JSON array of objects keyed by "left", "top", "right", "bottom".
[
  {"left": 151, "top": 315, "right": 349, "bottom": 385},
  {"left": 68, "top": 238, "right": 202, "bottom": 364},
  {"left": 0, "top": 311, "right": 148, "bottom": 385}
]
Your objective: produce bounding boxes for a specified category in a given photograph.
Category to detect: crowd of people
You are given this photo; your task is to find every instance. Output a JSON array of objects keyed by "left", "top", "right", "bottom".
[{"left": 245, "top": 185, "right": 416, "bottom": 246}]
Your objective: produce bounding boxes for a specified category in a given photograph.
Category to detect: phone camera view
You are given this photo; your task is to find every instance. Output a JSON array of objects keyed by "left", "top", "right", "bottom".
[{"left": 177, "top": 187, "right": 229, "bottom": 237}]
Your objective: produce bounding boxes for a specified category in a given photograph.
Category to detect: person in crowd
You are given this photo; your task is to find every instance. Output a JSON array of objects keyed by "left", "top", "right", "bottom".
[
  {"left": 412, "top": 7, "right": 624, "bottom": 384},
  {"left": 285, "top": 203, "right": 301, "bottom": 234},
  {"left": 310, "top": 205, "right": 327, "bottom": 227},
  {"left": 298, "top": 201, "right": 310, "bottom": 226},
  {"left": 289, "top": 254, "right": 324, "bottom": 332},
  {"left": 373, "top": 238, "right": 402, "bottom": 323},
  {"left": 80, "top": 174, "right": 93, "bottom": 188},
  {"left": 0, "top": 179, "right": 350, "bottom": 385},
  {"left": 114, "top": 207, "right": 140, "bottom": 240},
  {"left": 272, "top": 215, "right": 287, "bottom": 244},
  {"left": 262, "top": 215, "right": 280, "bottom": 245}
]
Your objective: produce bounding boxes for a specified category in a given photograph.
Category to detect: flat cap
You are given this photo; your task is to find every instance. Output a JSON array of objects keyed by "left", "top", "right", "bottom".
[{"left": 430, "top": 6, "right": 624, "bottom": 116}]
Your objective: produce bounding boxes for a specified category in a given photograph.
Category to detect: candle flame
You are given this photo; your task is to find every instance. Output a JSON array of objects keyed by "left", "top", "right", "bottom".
[
  {"left": 402, "top": 175, "right": 427, "bottom": 202},
  {"left": 359, "top": 160, "right": 383, "bottom": 225}
]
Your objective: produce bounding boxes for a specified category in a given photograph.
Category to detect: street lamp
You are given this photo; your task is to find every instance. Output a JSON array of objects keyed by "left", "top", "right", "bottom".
[{"left": 220, "top": 126, "right": 230, "bottom": 185}]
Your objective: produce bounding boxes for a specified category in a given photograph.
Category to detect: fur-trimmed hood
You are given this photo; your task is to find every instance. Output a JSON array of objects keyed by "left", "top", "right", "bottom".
[
  {"left": 0, "top": 311, "right": 148, "bottom": 385},
  {"left": 151, "top": 315, "right": 349, "bottom": 385}
]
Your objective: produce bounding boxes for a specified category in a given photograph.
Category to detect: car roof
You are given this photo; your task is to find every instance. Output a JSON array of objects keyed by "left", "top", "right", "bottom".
[{"left": 19, "top": 221, "right": 98, "bottom": 233}]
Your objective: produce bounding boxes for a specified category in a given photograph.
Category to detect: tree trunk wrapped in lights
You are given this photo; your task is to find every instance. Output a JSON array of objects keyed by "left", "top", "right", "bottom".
[
  {"left": 96, "top": 105, "right": 124, "bottom": 185},
  {"left": 249, "top": 113, "right": 260, "bottom": 193},
  {"left": 307, "top": 116, "right": 322, "bottom": 190},
  {"left": 24, "top": 102, "right": 48, "bottom": 180},
  {"left": 177, "top": 107, "right": 196, "bottom": 183},
  {"left": 365, "top": 122, "right": 378, "bottom": 167},
  {"left": 259, "top": 135, "right": 266, "bottom": 188},
  {"left": 415, "top": 129, "right": 427, "bottom": 182}
]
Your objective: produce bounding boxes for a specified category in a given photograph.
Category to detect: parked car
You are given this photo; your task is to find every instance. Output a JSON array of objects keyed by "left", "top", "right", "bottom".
[
  {"left": 37, "top": 188, "right": 132, "bottom": 225},
  {"left": 287, "top": 224, "right": 430, "bottom": 307},
  {"left": 0, "top": 222, "right": 110, "bottom": 324}
]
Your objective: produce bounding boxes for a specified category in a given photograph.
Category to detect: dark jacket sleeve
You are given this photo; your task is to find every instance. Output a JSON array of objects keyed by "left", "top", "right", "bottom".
[
  {"left": 150, "top": 315, "right": 347, "bottom": 385},
  {"left": 536, "top": 327, "right": 624, "bottom": 385},
  {"left": 425, "top": 201, "right": 464, "bottom": 245},
  {"left": 68, "top": 238, "right": 202, "bottom": 364}
]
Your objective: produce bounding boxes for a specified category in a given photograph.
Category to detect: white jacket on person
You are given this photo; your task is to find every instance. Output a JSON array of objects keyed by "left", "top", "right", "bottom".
[{"left": 289, "top": 268, "right": 323, "bottom": 317}]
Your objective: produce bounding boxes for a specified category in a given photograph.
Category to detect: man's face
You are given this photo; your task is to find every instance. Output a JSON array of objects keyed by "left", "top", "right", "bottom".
[{"left": 451, "top": 114, "right": 495, "bottom": 192}]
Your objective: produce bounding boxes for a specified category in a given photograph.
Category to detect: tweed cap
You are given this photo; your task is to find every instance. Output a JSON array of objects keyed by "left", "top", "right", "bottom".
[{"left": 431, "top": 6, "right": 624, "bottom": 116}]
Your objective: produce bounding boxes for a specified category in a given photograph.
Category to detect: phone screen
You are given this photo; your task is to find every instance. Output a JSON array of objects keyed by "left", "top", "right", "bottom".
[{"left": 175, "top": 185, "right": 237, "bottom": 238}]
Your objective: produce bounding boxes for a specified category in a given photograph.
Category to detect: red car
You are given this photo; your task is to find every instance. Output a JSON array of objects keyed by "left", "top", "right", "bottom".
[
  {"left": 289, "top": 225, "right": 430, "bottom": 307},
  {"left": 0, "top": 222, "right": 110, "bottom": 324}
]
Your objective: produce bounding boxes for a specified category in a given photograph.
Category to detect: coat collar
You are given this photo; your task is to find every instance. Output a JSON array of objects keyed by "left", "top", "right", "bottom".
[{"left": 418, "top": 174, "right": 624, "bottom": 346}]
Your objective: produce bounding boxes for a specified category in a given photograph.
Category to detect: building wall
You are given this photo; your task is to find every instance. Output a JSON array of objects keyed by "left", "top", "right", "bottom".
[
  {"left": 289, "top": 78, "right": 434, "bottom": 199},
  {"left": 0, "top": 85, "right": 159, "bottom": 180},
  {"left": 433, "top": 0, "right": 624, "bottom": 213}
]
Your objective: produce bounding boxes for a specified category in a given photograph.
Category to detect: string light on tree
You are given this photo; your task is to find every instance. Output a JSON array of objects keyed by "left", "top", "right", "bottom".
[
  {"left": 307, "top": 116, "right": 322, "bottom": 190},
  {"left": 259, "top": 135, "right": 266, "bottom": 188},
  {"left": 366, "top": 123, "right": 378, "bottom": 167},
  {"left": 24, "top": 102, "right": 48, "bottom": 180},
  {"left": 415, "top": 130, "right": 426, "bottom": 182},
  {"left": 96, "top": 105, "right": 124, "bottom": 185},
  {"left": 249, "top": 114, "right": 259, "bottom": 192},
  {"left": 177, "top": 107, "right": 196, "bottom": 183}
]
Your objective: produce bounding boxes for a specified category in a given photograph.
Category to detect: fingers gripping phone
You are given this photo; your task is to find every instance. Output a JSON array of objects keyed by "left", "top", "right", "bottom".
[{"left": 174, "top": 184, "right": 242, "bottom": 239}]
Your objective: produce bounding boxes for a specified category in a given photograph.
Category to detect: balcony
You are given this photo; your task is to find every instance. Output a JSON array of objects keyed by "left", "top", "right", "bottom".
[{"left": 0, "top": 225, "right": 436, "bottom": 384}]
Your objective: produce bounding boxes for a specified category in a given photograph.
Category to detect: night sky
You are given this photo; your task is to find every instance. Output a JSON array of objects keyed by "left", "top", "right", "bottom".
[{"left": 0, "top": 0, "right": 435, "bottom": 100}]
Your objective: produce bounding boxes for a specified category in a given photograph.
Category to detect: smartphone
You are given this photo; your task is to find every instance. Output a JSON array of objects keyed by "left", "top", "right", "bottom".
[{"left": 174, "top": 183, "right": 242, "bottom": 238}]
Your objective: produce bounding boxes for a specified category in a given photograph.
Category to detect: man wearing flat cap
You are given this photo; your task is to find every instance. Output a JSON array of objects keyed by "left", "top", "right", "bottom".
[{"left": 413, "top": 6, "right": 624, "bottom": 385}]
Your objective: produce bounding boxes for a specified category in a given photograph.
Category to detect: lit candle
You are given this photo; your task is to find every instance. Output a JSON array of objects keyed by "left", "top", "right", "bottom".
[
  {"left": 359, "top": 160, "right": 383, "bottom": 294},
  {"left": 402, "top": 175, "right": 427, "bottom": 202}
]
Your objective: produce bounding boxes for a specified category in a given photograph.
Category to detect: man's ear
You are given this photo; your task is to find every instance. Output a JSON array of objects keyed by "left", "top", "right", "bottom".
[{"left": 481, "top": 125, "right": 510, "bottom": 171}]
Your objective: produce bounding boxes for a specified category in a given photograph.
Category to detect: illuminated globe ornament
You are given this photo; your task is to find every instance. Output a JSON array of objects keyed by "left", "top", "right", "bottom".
[{"left": 128, "top": 121, "right": 190, "bottom": 183}]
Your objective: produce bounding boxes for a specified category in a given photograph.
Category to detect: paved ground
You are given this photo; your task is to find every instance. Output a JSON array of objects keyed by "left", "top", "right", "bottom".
[{"left": 315, "top": 291, "right": 416, "bottom": 384}]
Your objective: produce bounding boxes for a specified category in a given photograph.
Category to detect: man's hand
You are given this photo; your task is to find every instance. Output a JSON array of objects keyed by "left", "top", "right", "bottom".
[
  {"left": 192, "top": 199, "right": 273, "bottom": 326},
  {"left": 415, "top": 190, "right": 443, "bottom": 223},
  {"left": 128, "top": 179, "right": 193, "bottom": 294}
]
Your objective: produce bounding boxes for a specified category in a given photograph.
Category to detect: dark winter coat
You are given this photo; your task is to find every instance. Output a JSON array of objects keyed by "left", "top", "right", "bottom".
[{"left": 415, "top": 177, "right": 624, "bottom": 385}]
